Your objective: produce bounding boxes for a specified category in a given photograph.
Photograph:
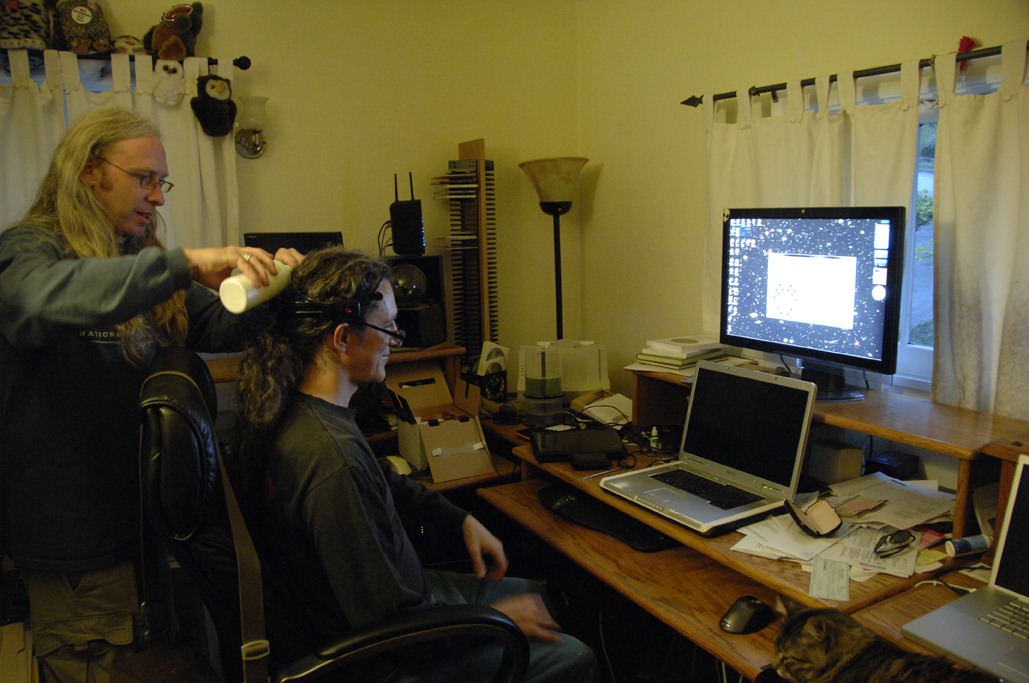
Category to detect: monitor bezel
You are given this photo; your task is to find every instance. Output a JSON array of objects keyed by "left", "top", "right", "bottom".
[{"left": 719, "top": 205, "right": 906, "bottom": 377}]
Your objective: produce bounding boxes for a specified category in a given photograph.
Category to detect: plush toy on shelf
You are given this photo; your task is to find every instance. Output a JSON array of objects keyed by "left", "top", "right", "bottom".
[
  {"left": 144, "top": 2, "right": 203, "bottom": 61},
  {"left": 114, "top": 34, "right": 148, "bottom": 56},
  {"left": 191, "top": 74, "right": 236, "bottom": 136},
  {"left": 54, "top": 0, "right": 114, "bottom": 54}
]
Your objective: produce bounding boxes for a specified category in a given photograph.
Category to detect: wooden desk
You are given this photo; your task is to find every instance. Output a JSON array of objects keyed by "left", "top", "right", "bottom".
[
  {"left": 505, "top": 445, "right": 921, "bottom": 613},
  {"left": 630, "top": 368, "right": 1029, "bottom": 537},
  {"left": 479, "top": 478, "right": 783, "bottom": 682},
  {"left": 479, "top": 445, "right": 980, "bottom": 680},
  {"left": 853, "top": 569, "right": 984, "bottom": 651}
]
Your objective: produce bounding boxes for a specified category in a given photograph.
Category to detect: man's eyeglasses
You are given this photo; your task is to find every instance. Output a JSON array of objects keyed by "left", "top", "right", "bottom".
[
  {"left": 359, "top": 321, "right": 406, "bottom": 346},
  {"left": 96, "top": 156, "right": 174, "bottom": 193}
]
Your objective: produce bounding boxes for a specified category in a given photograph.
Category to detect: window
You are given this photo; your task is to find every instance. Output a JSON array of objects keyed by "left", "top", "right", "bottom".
[{"left": 893, "top": 117, "right": 936, "bottom": 391}]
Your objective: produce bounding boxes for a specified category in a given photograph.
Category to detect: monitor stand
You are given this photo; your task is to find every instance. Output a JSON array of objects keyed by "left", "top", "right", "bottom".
[{"left": 800, "top": 361, "right": 865, "bottom": 401}]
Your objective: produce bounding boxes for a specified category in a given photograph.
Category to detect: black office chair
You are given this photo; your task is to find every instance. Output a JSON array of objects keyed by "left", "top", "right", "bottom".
[{"left": 138, "top": 346, "right": 529, "bottom": 683}]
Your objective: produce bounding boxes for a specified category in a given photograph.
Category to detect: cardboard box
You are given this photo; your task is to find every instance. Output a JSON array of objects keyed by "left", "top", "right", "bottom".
[{"left": 386, "top": 361, "right": 494, "bottom": 483}]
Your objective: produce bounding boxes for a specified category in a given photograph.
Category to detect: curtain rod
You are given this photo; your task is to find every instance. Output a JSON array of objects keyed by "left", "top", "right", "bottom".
[
  {"left": 681, "top": 41, "right": 1025, "bottom": 107},
  {"left": 0, "top": 47, "right": 251, "bottom": 71}
]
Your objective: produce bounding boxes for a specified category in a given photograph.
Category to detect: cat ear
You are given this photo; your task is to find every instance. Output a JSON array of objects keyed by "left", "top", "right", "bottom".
[{"left": 803, "top": 613, "right": 831, "bottom": 642}]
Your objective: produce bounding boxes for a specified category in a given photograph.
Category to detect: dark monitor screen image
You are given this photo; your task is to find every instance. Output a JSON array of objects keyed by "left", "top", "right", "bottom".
[
  {"left": 720, "top": 206, "right": 905, "bottom": 399},
  {"left": 243, "top": 231, "right": 343, "bottom": 255}
]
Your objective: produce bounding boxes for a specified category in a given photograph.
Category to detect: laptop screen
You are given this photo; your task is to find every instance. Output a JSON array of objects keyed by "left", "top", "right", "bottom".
[
  {"left": 683, "top": 364, "right": 813, "bottom": 488},
  {"left": 994, "top": 458, "right": 1029, "bottom": 596}
]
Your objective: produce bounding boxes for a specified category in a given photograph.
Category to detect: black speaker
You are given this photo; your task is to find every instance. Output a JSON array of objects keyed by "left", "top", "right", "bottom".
[{"left": 386, "top": 255, "right": 446, "bottom": 348}]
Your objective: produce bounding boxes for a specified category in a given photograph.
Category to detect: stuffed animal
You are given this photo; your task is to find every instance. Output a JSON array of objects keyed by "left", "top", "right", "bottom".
[
  {"left": 191, "top": 74, "right": 236, "bottom": 136},
  {"left": 143, "top": 3, "right": 203, "bottom": 61},
  {"left": 0, "top": 0, "right": 53, "bottom": 50},
  {"left": 153, "top": 60, "right": 185, "bottom": 106},
  {"left": 114, "top": 34, "right": 147, "bottom": 55},
  {"left": 54, "top": 0, "right": 113, "bottom": 54}
]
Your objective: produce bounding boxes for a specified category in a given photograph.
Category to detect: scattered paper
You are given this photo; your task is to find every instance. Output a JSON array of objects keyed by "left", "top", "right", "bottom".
[{"left": 809, "top": 556, "right": 850, "bottom": 601}]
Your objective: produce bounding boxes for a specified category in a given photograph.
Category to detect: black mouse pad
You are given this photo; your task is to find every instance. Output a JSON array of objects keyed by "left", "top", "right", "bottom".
[{"left": 538, "top": 484, "right": 679, "bottom": 553}]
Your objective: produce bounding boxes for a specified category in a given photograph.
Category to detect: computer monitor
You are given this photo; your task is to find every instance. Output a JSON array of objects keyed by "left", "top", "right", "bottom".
[
  {"left": 243, "top": 231, "right": 343, "bottom": 255},
  {"left": 720, "top": 206, "right": 905, "bottom": 400}
]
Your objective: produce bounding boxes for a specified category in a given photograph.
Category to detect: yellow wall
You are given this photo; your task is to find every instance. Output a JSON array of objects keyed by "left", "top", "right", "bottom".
[{"left": 108, "top": 1, "right": 1028, "bottom": 394}]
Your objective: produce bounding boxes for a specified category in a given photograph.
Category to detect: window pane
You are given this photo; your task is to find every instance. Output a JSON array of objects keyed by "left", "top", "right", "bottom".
[{"left": 909, "top": 121, "right": 935, "bottom": 349}]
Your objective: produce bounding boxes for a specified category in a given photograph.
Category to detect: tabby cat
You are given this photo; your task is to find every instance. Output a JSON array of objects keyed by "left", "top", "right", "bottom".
[{"left": 773, "top": 605, "right": 1000, "bottom": 683}]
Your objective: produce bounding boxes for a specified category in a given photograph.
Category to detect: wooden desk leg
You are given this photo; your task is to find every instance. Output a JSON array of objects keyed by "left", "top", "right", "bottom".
[{"left": 953, "top": 459, "right": 971, "bottom": 539}]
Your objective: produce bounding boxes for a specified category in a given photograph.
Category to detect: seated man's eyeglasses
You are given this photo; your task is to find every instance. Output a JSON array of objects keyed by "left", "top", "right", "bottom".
[
  {"left": 96, "top": 156, "right": 174, "bottom": 193},
  {"left": 359, "top": 321, "right": 406, "bottom": 346}
]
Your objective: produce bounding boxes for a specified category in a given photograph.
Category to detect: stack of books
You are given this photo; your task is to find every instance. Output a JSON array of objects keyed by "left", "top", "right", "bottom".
[{"left": 636, "top": 335, "right": 723, "bottom": 370}]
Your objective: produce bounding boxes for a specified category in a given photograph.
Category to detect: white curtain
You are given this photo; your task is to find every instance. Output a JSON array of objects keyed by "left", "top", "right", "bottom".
[
  {"left": 701, "top": 62, "right": 921, "bottom": 340},
  {"left": 0, "top": 49, "right": 239, "bottom": 249},
  {"left": 933, "top": 42, "right": 1029, "bottom": 420}
]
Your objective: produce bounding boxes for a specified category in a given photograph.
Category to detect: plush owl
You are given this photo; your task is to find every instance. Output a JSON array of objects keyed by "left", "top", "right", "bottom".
[
  {"left": 144, "top": 2, "right": 203, "bottom": 61},
  {"left": 153, "top": 60, "right": 185, "bottom": 106},
  {"left": 191, "top": 75, "right": 236, "bottom": 137}
]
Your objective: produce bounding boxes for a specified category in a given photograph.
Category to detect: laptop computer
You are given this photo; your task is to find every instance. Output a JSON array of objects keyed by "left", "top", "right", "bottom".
[
  {"left": 901, "top": 453, "right": 1029, "bottom": 682},
  {"left": 600, "top": 360, "right": 817, "bottom": 537}
]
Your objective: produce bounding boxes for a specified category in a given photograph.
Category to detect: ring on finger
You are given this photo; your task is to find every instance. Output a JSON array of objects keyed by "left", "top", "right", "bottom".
[{"left": 242, "top": 252, "right": 252, "bottom": 264}]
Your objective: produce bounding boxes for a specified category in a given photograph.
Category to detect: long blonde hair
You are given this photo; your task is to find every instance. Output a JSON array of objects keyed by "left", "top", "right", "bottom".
[{"left": 21, "top": 106, "right": 187, "bottom": 364}]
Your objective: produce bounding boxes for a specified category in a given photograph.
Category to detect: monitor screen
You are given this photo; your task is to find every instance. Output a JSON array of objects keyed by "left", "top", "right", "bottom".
[
  {"left": 243, "top": 231, "right": 343, "bottom": 255},
  {"left": 720, "top": 206, "right": 905, "bottom": 398}
]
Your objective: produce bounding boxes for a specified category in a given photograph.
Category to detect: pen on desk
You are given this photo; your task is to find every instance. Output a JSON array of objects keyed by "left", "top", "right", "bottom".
[{"left": 583, "top": 466, "right": 623, "bottom": 480}]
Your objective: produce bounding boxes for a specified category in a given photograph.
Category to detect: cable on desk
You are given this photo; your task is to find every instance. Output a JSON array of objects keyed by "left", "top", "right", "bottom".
[{"left": 913, "top": 578, "right": 972, "bottom": 597}]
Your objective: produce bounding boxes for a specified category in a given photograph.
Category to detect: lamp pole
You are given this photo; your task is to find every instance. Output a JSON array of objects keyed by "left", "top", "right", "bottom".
[
  {"left": 540, "top": 200, "right": 572, "bottom": 340},
  {"left": 552, "top": 212, "right": 563, "bottom": 340}
]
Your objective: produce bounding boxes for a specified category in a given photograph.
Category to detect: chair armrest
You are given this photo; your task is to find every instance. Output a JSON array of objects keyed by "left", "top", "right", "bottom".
[{"left": 274, "top": 604, "right": 528, "bottom": 683}]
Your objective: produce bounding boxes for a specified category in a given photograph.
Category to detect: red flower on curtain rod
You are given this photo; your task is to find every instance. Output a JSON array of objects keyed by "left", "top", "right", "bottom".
[{"left": 958, "top": 35, "right": 980, "bottom": 71}]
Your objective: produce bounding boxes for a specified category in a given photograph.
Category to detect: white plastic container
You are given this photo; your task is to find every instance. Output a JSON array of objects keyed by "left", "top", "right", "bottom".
[{"left": 219, "top": 261, "right": 292, "bottom": 313}]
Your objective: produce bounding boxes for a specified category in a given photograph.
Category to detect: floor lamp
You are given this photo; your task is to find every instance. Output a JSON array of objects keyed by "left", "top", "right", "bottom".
[{"left": 519, "top": 157, "right": 588, "bottom": 340}]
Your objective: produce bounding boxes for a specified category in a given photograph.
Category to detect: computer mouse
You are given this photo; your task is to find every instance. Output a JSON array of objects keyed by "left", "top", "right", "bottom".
[{"left": 719, "top": 595, "right": 774, "bottom": 634}]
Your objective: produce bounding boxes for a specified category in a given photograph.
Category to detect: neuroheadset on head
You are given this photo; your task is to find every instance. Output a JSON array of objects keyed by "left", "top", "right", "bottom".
[{"left": 279, "top": 292, "right": 383, "bottom": 325}]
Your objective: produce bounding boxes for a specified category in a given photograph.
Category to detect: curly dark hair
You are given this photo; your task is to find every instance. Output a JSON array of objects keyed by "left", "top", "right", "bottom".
[{"left": 232, "top": 247, "right": 390, "bottom": 499}]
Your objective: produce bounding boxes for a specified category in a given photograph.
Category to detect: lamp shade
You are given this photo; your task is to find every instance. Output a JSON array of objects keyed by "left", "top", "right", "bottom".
[
  {"left": 236, "top": 95, "right": 269, "bottom": 130},
  {"left": 519, "top": 157, "right": 588, "bottom": 213}
]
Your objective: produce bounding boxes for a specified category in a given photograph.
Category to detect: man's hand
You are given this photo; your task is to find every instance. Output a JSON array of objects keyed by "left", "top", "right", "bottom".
[
  {"left": 182, "top": 246, "right": 303, "bottom": 291},
  {"left": 462, "top": 515, "right": 508, "bottom": 582},
  {"left": 491, "top": 593, "right": 563, "bottom": 642}
]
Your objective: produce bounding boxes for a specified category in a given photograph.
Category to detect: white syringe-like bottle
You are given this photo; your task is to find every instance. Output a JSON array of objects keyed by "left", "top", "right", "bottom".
[{"left": 219, "top": 261, "right": 292, "bottom": 313}]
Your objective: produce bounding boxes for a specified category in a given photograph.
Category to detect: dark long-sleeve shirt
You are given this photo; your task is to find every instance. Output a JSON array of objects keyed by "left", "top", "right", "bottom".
[
  {"left": 256, "top": 393, "right": 468, "bottom": 654},
  {"left": 0, "top": 223, "right": 266, "bottom": 571}
]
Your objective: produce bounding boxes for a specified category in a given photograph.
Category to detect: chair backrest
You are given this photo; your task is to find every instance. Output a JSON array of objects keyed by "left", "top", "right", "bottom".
[{"left": 138, "top": 347, "right": 249, "bottom": 682}]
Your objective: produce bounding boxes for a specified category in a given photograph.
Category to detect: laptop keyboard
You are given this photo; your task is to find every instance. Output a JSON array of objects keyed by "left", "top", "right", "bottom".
[
  {"left": 980, "top": 599, "right": 1029, "bottom": 640},
  {"left": 651, "top": 469, "right": 762, "bottom": 510}
]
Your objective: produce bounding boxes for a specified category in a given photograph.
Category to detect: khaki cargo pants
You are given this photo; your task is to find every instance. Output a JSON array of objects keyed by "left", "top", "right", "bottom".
[{"left": 23, "top": 561, "right": 137, "bottom": 683}]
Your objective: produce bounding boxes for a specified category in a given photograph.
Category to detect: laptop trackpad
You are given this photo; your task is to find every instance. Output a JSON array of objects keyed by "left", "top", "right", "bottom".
[
  {"left": 999, "top": 646, "right": 1029, "bottom": 678},
  {"left": 647, "top": 487, "right": 691, "bottom": 505}
]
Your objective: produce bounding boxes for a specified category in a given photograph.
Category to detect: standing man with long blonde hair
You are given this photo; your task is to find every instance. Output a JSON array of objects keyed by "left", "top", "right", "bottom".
[{"left": 0, "top": 106, "right": 301, "bottom": 683}]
